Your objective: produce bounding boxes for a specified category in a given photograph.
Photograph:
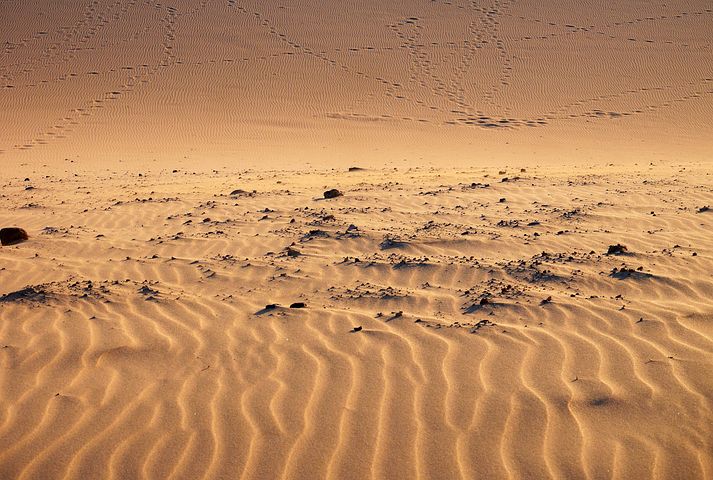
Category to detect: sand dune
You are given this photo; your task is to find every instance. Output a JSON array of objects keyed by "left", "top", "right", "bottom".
[{"left": 1, "top": 164, "right": 712, "bottom": 479}]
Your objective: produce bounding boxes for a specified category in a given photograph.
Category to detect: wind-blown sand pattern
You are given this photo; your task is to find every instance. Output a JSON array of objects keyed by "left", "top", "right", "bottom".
[
  {"left": 2, "top": 0, "right": 713, "bottom": 479},
  {"left": 1, "top": 164, "right": 712, "bottom": 479}
]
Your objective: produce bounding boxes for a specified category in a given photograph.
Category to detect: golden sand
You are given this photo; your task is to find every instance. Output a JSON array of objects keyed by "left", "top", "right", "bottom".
[{"left": 1, "top": 1, "right": 712, "bottom": 479}]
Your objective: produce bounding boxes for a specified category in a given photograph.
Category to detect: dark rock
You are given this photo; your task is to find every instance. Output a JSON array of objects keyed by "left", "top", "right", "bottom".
[
  {"left": 1, "top": 227, "right": 29, "bottom": 246},
  {"left": 379, "top": 237, "right": 406, "bottom": 249},
  {"left": 265, "top": 304, "right": 279, "bottom": 310},
  {"left": 697, "top": 206, "right": 710, "bottom": 213},
  {"left": 137, "top": 285, "right": 159, "bottom": 296},
  {"left": 606, "top": 244, "right": 628, "bottom": 255},
  {"left": 348, "top": 167, "right": 365, "bottom": 172},
  {"left": 302, "top": 230, "right": 329, "bottom": 240},
  {"left": 323, "top": 189, "right": 343, "bottom": 199},
  {"left": 590, "top": 397, "right": 611, "bottom": 407},
  {"left": 0, "top": 286, "right": 47, "bottom": 302},
  {"left": 351, "top": 326, "right": 363, "bottom": 332},
  {"left": 610, "top": 267, "right": 652, "bottom": 280},
  {"left": 290, "top": 302, "right": 306, "bottom": 309}
]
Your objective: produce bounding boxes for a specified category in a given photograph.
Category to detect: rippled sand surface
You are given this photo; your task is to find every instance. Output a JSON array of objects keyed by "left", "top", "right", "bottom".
[{"left": 1, "top": 164, "right": 712, "bottom": 479}]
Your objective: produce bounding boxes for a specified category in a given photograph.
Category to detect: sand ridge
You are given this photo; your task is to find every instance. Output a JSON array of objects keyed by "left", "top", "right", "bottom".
[{"left": 1, "top": 163, "right": 712, "bottom": 479}]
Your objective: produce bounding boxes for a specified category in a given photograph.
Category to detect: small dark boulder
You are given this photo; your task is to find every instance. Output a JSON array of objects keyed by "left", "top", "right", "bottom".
[
  {"left": 1, "top": 227, "right": 29, "bottom": 246},
  {"left": 697, "top": 206, "right": 710, "bottom": 213},
  {"left": 323, "top": 189, "right": 343, "bottom": 199},
  {"left": 606, "top": 244, "right": 628, "bottom": 255},
  {"left": 290, "top": 302, "right": 306, "bottom": 309},
  {"left": 350, "top": 326, "right": 363, "bottom": 333},
  {"left": 0, "top": 286, "right": 47, "bottom": 302}
]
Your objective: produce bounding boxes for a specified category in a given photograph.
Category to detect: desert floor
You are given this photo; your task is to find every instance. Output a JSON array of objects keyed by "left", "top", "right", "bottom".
[
  {"left": 1, "top": 163, "right": 712, "bottom": 479},
  {"left": 2, "top": 0, "right": 713, "bottom": 478}
]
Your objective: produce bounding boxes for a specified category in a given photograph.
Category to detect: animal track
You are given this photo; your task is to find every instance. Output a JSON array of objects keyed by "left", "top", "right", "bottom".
[{"left": 3, "top": 0, "right": 711, "bottom": 151}]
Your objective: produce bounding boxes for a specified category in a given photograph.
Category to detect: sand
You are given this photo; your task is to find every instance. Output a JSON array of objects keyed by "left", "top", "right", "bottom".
[
  {"left": 2, "top": 1, "right": 713, "bottom": 479},
  {"left": 1, "top": 0, "right": 712, "bottom": 168},
  {"left": 1, "top": 164, "right": 713, "bottom": 479}
]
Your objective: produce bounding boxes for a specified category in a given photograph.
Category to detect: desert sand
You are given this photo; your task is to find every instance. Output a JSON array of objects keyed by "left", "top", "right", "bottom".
[
  {"left": 2, "top": 1, "right": 713, "bottom": 479},
  {"left": 1, "top": 0, "right": 712, "bottom": 168},
  {"left": 2, "top": 164, "right": 713, "bottom": 479}
]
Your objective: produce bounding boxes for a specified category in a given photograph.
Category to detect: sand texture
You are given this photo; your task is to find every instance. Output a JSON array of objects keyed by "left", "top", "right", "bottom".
[
  {"left": 1, "top": 0, "right": 712, "bottom": 168},
  {"left": 1, "top": 164, "right": 713, "bottom": 479},
  {"left": 2, "top": 0, "right": 713, "bottom": 478}
]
